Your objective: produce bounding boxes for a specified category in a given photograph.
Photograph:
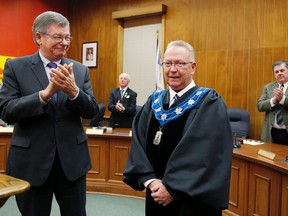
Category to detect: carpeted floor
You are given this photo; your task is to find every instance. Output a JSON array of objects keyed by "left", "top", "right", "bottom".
[{"left": 0, "top": 193, "right": 145, "bottom": 216}]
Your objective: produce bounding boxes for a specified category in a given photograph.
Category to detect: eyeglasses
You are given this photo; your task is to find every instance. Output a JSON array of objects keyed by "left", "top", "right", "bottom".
[
  {"left": 162, "top": 62, "right": 193, "bottom": 68},
  {"left": 42, "top": 33, "right": 73, "bottom": 43}
]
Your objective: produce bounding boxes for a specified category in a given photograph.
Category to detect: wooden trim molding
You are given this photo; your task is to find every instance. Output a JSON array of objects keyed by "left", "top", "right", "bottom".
[
  {"left": 112, "top": 4, "right": 167, "bottom": 84},
  {"left": 112, "top": 4, "right": 167, "bottom": 20}
]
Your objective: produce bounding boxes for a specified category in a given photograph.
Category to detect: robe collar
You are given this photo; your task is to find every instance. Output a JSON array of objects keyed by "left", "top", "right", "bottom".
[{"left": 152, "top": 87, "right": 210, "bottom": 126}]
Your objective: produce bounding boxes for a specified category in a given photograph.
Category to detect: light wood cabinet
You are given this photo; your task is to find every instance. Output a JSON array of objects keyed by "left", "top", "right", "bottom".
[
  {"left": 223, "top": 158, "right": 249, "bottom": 216},
  {"left": 2, "top": 129, "right": 288, "bottom": 210},
  {"left": 0, "top": 133, "right": 10, "bottom": 173},
  {"left": 224, "top": 143, "right": 288, "bottom": 216},
  {"left": 282, "top": 176, "right": 288, "bottom": 216},
  {"left": 86, "top": 129, "right": 145, "bottom": 197},
  {"left": 248, "top": 164, "right": 281, "bottom": 216}
]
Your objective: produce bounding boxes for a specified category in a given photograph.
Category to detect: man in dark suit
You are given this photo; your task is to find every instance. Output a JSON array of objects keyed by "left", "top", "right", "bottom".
[
  {"left": 257, "top": 60, "right": 288, "bottom": 145},
  {"left": 0, "top": 11, "right": 98, "bottom": 216},
  {"left": 108, "top": 73, "right": 137, "bottom": 128}
]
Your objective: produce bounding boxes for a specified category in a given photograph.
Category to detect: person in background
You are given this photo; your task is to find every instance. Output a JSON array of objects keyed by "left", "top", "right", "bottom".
[
  {"left": 257, "top": 60, "right": 288, "bottom": 145},
  {"left": 123, "top": 40, "right": 233, "bottom": 216},
  {"left": 0, "top": 11, "right": 98, "bottom": 216},
  {"left": 108, "top": 72, "right": 137, "bottom": 128}
]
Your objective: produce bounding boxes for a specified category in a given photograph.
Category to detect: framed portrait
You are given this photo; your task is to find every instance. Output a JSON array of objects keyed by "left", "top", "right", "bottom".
[{"left": 82, "top": 42, "right": 98, "bottom": 67}]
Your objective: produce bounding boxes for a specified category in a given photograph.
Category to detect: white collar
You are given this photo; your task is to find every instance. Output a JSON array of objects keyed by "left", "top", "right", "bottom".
[
  {"left": 39, "top": 51, "right": 61, "bottom": 67},
  {"left": 120, "top": 87, "right": 128, "bottom": 92},
  {"left": 169, "top": 80, "right": 196, "bottom": 102}
]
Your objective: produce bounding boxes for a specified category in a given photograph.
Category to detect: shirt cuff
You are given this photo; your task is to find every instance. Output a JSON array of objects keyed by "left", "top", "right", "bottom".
[
  {"left": 69, "top": 88, "right": 79, "bottom": 101},
  {"left": 270, "top": 98, "right": 276, "bottom": 107},
  {"left": 39, "top": 92, "right": 48, "bottom": 105},
  {"left": 279, "top": 95, "right": 286, "bottom": 104},
  {"left": 144, "top": 179, "right": 156, "bottom": 188}
]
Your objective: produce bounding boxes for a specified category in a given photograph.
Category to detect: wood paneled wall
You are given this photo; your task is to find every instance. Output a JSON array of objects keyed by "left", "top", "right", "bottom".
[{"left": 68, "top": 0, "right": 288, "bottom": 140}]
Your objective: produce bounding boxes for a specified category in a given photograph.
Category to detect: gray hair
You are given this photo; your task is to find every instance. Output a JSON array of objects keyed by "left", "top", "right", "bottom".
[
  {"left": 32, "top": 11, "right": 70, "bottom": 45},
  {"left": 272, "top": 60, "right": 288, "bottom": 72},
  {"left": 164, "top": 40, "right": 195, "bottom": 61},
  {"left": 120, "top": 73, "right": 131, "bottom": 81}
]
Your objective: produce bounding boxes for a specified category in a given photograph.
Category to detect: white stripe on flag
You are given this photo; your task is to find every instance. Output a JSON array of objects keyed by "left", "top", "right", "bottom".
[{"left": 156, "top": 43, "right": 164, "bottom": 90}]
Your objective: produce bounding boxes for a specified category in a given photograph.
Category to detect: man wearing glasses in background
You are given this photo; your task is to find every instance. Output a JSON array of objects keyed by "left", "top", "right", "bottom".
[
  {"left": 0, "top": 11, "right": 98, "bottom": 216},
  {"left": 124, "top": 40, "right": 233, "bottom": 215}
]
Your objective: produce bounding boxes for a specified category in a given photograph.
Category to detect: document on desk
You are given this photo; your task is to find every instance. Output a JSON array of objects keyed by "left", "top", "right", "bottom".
[
  {"left": 86, "top": 128, "right": 104, "bottom": 135},
  {"left": 243, "top": 139, "right": 264, "bottom": 145}
]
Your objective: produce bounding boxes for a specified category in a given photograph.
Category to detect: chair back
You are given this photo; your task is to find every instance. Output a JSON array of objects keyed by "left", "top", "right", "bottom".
[
  {"left": 89, "top": 103, "right": 106, "bottom": 127},
  {"left": 227, "top": 108, "right": 250, "bottom": 138}
]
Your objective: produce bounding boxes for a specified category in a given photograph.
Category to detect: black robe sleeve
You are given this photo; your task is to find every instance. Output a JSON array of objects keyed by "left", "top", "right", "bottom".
[{"left": 123, "top": 96, "right": 157, "bottom": 190}]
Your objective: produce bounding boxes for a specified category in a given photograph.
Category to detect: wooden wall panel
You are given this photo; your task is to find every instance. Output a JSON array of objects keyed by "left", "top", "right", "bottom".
[
  {"left": 282, "top": 176, "right": 288, "bottom": 216},
  {"left": 225, "top": 158, "right": 249, "bottom": 216},
  {"left": 0, "top": 144, "right": 7, "bottom": 173},
  {"left": 248, "top": 164, "right": 281, "bottom": 216},
  {"left": 87, "top": 138, "right": 108, "bottom": 181},
  {"left": 0, "top": 135, "right": 10, "bottom": 174},
  {"left": 68, "top": 0, "right": 288, "bottom": 140},
  {"left": 109, "top": 140, "right": 130, "bottom": 182}
]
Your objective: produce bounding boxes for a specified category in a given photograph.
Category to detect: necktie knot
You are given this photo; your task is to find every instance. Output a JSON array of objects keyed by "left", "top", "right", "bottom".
[
  {"left": 174, "top": 94, "right": 179, "bottom": 101},
  {"left": 47, "top": 62, "right": 57, "bottom": 69},
  {"left": 170, "top": 94, "right": 179, "bottom": 107}
]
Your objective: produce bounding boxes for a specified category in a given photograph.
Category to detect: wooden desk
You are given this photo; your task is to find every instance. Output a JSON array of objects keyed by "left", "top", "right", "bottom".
[
  {"left": 0, "top": 174, "right": 30, "bottom": 207},
  {"left": 0, "top": 127, "right": 144, "bottom": 198},
  {"left": 2, "top": 128, "right": 288, "bottom": 214},
  {"left": 223, "top": 142, "right": 288, "bottom": 216},
  {"left": 85, "top": 127, "right": 144, "bottom": 197}
]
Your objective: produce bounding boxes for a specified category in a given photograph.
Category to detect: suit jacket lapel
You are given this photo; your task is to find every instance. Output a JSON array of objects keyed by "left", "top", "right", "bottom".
[{"left": 31, "top": 52, "right": 49, "bottom": 89}]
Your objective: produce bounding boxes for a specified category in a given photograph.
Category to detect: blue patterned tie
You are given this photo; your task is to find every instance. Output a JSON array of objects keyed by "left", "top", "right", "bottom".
[
  {"left": 276, "top": 84, "right": 284, "bottom": 126},
  {"left": 47, "top": 62, "right": 58, "bottom": 103}
]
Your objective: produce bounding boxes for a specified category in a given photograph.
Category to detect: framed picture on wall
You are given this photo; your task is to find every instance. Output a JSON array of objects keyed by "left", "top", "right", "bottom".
[{"left": 82, "top": 42, "right": 98, "bottom": 68}]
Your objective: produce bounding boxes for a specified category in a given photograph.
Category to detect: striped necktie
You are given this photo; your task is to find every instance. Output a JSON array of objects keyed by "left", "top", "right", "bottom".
[
  {"left": 170, "top": 94, "right": 179, "bottom": 107},
  {"left": 276, "top": 84, "right": 284, "bottom": 126},
  {"left": 47, "top": 62, "right": 58, "bottom": 103},
  {"left": 120, "top": 89, "right": 124, "bottom": 99}
]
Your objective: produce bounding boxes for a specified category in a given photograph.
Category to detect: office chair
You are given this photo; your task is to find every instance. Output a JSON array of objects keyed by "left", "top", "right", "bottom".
[
  {"left": 89, "top": 103, "right": 106, "bottom": 127},
  {"left": 227, "top": 108, "right": 250, "bottom": 138}
]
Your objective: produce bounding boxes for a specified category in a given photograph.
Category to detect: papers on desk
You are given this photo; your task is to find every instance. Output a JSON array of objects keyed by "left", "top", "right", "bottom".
[
  {"left": 86, "top": 128, "right": 104, "bottom": 135},
  {"left": 86, "top": 127, "right": 114, "bottom": 135},
  {"left": 243, "top": 139, "right": 264, "bottom": 145},
  {"left": 0, "top": 126, "right": 14, "bottom": 133}
]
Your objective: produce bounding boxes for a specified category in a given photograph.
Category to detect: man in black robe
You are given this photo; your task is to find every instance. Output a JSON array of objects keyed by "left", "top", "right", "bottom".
[{"left": 123, "top": 40, "right": 233, "bottom": 216}]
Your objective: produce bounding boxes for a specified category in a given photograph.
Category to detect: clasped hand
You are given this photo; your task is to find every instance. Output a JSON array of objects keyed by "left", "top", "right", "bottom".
[
  {"left": 149, "top": 179, "right": 174, "bottom": 206},
  {"left": 48, "top": 63, "right": 79, "bottom": 98},
  {"left": 116, "top": 101, "right": 125, "bottom": 112},
  {"left": 273, "top": 87, "right": 284, "bottom": 104}
]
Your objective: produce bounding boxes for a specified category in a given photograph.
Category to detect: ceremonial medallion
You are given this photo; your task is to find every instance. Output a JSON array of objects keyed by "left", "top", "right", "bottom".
[{"left": 153, "top": 127, "right": 163, "bottom": 145}]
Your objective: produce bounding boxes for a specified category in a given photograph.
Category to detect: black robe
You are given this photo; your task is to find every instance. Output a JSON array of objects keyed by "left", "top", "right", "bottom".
[{"left": 123, "top": 86, "right": 233, "bottom": 216}]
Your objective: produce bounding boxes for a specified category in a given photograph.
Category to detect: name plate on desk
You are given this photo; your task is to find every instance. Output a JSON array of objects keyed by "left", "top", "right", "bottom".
[
  {"left": 0, "top": 127, "right": 14, "bottom": 133},
  {"left": 86, "top": 128, "right": 104, "bottom": 135},
  {"left": 258, "top": 149, "right": 276, "bottom": 160}
]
